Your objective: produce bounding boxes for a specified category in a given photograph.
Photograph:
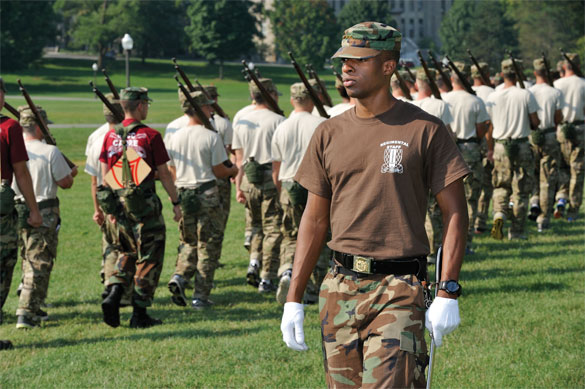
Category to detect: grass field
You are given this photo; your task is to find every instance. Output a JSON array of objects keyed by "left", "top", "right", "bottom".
[{"left": 0, "top": 57, "right": 584, "bottom": 388}]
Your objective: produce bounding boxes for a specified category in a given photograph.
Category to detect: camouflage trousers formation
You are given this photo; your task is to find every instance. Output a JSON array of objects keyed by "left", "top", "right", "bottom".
[
  {"left": 16, "top": 206, "right": 60, "bottom": 319},
  {"left": 241, "top": 173, "right": 282, "bottom": 280},
  {"left": 320, "top": 265, "right": 427, "bottom": 388},
  {"left": 172, "top": 185, "right": 224, "bottom": 300},
  {"left": 109, "top": 190, "right": 165, "bottom": 308},
  {"left": 0, "top": 211, "right": 18, "bottom": 312},
  {"left": 529, "top": 132, "right": 562, "bottom": 226},
  {"left": 475, "top": 139, "right": 493, "bottom": 231},
  {"left": 557, "top": 124, "right": 584, "bottom": 219},
  {"left": 458, "top": 141, "right": 483, "bottom": 247},
  {"left": 492, "top": 140, "right": 535, "bottom": 236},
  {"left": 278, "top": 188, "right": 331, "bottom": 303},
  {"left": 424, "top": 195, "right": 441, "bottom": 257},
  {"left": 217, "top": 176, "right": 231, "bottom": 235},
  {"left": 100, "top": 218, "right": 133, "bottom": 305}
]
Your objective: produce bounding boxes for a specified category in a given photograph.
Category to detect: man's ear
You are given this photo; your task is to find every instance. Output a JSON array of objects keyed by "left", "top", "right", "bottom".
[{"left": 383, "top": 60, "right": 397, "bottom": 77}]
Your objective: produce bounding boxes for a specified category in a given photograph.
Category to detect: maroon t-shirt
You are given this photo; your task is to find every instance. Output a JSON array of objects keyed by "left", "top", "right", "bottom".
[
  {"left": 295, "top": 101, "right": 470, "bottom": 259},
  {"left": 0, "top": 115, "right": 28, "bottom": 183},
  {"left": 99, "top": 119, "right": 169, "bottom": 183}
]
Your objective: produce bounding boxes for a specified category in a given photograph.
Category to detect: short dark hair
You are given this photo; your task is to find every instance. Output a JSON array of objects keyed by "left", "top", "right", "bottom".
[
  {"left": 503, "top": 72, "right": 517, "bottom": 82},
  {"left": 251, "top": 91, "right": 265, "bottom": 104},
  {"left": 120, "top": 100, "right": 141, "bottom": 113}
]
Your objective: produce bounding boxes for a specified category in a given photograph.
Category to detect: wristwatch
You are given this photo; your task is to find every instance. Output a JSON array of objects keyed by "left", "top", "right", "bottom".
[
  {"left": 171, "top": 197, "right": 181, "bottom": 206},
  {"left": 438, "top": 280, "right": 462, "bottom": 297}
]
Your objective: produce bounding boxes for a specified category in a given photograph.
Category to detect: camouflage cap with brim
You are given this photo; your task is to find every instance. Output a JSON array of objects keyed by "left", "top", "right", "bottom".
[
  {"left": 533, "top": 58, "right": 547, "bottom": 72},
  {"left": 249, "top": 78, "right": 281, "bottom": 96},
  {"left": 180, "top": 91, "right": 214, "bottom": 113},
  {"left": 454, "top": 61, "right": 469, "bottom": 77},
  {"left": 193, "top": 84, "right": 219, "bottom": 99},
  {"left": 290, "top": 82, "right": 310, "bottom": 99},
  {"left": 119, "top": 87, "right": 152, "bottom": 101},
  {"left": 18, "top": 105, "right": 52, "bottom": 127},
  {"left": 308, "top": 79, "right": 323, "bottom": 94},
  {"left": 103, "top": 93, "right": 123, "bottom": 119},
  {"left": 416, "top": 68, "right": 437, "bottom": 82},
  {"left": 564, "top": 52, "right": 580, "bottom": 67},
  {"left": 471, "top": 62, "right": 489, "bottom": 78},
  {"left": 501, "top": 59, "right": 515, "bottom": 74},
  {"left": 332, "top": 21, "right": 401, "bottom": 60}
]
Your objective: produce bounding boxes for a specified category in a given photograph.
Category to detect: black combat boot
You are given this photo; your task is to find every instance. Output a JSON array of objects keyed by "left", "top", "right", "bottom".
[
  {"left": 129, "top": 304, "right": 162, "bottom": 329},
  {"left": 101, "top": 284, "right": 124, "bottom": 328}
]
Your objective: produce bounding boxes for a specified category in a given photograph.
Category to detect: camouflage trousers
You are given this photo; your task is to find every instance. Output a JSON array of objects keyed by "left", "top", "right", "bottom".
[
  {"left": 458, "top": 142, "right": 483, "bottom": 247},
  {"left": 100, "top": 218, "right": 133, "bottom": 305},
  {"left": 16, "top": 206, "right": 60, "bottom": 318},
  {"left": 244, "top": 206, "right": 263, "bottom": 262},
  {"left": 109, "top": 191, "right": 166, "bottom": 308},
  {"left": 424, "top": 195, "right": 441, "bottom": 256},
  {"left": 217, "top": 177, "right": 231, "bottom": 232},
  {"left": 278, "top": 188, "right": 331, "bottom": 303},
  {"left": 241, "top": 174, "right": 283, "bottom": 280},
  {"left": 0, "top": 211, "right": 18, "bottom": 311},
  {"left": 529, "top": 132, "right": 561, "bottom": 225},
  {"left": 320, "top": 266, "right": 427, "bottom": 388},
  {"left": 492, "top": 140, "right": 535, "bottom": 235},
  {"left": 557, "top": 125, "right": 584, "bottom": 219},
  {"left": 172, "top": 186, "right": 224, "bottom": 300},
  {"left": 475, "top": 139, "right": 493, "bottom": 231}
]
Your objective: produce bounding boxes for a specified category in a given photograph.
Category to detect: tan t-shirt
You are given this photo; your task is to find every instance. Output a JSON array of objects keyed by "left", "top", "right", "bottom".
[
  {"left": 529, "top": 83, "right": 563, "bottom": 129},
  {"left": 164, "top": 114, "right": 189, "bottom": 146},
  {"left": 472, "top": 85, "right": 495, "bottom": 106},
  {"left": 486, "top": 86, "right": 539, "bottom": 139},
  {"left": 412, "top": 96, "right": 453, "bottom": 126},
  {"left": 167, "top": 124, "right": 227, "bottom": 187},
  {"left": 328, "top": 102, "right": 354, "bottom": 117},
  {"left": 232, "top": 108, "right": 285, "bottom": 164},
  {"left": 295, "top": 100, "right": 470, "bottom": 259},
  {"left": 212, "top": 115, "right": 233, "bottom": 146},
  {"left": 554, "top": 75, "right": 585, "bottom": 123},
  {"left": 13, "top": 139, "right": 72, "bottom": 202},
  {"left": 233, "top": 104, "right": 255, "bottom": 125},
  {"left": 443, "top": 90, "right": 490, "bottom": 139},
  {"left": 84, "top": 122, "right": 109, "bottom": 185},
  {"left": 271, "top": 111, "right": 326, "bottom": 181},
  {"left": 311, "top": 104, "right": 331, "bottom": 117}
]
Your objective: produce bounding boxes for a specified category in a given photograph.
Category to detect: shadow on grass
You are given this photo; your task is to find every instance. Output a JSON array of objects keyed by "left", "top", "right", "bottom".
[
  {"left": 460, "top": 264, "right": 583, "bottom": 282},
  {"left": 464, "top": 281, "right": 566, "bottom": 296}
]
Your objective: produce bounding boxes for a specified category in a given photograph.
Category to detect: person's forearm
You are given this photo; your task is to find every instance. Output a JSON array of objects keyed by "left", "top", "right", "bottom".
[
  {"left": 91, "top": 176, "right": 100, "bottom": 213},
  {"left": 158, "top": 168, "right": 179, "bottom": 203}
]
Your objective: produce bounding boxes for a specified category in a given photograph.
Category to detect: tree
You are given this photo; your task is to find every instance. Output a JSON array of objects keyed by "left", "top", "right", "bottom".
[
  {"left": 0, "top": 1, "right": 58, "bottom": 71},
  {"left": 185, "top": 0, "right": 259, "bottom": 79},
  {"left": 439, "top": 0, "right": 518, "bottom": 71},
  {"left": 337, "top": 0, "right": 395, "bottom": 36},
  {"left": 269, "top": 0, "right": 339, "bottom": 70}
]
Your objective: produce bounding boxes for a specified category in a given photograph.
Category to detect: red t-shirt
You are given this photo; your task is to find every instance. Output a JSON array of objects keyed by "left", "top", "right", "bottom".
[
  {"left": 0, "top": 115, "right": 29, "bottom": 182},
  {"left": 99, "top": 119, "right": 169, "bottom": 183}
]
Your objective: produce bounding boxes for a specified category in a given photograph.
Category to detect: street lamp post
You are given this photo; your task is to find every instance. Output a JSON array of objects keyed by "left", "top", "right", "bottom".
[
  {"left": 92, "top": 62, "right": 98, "bottom": 98},
  {"left": 121, "top": 33, "right": 134, "bottom": 87}
]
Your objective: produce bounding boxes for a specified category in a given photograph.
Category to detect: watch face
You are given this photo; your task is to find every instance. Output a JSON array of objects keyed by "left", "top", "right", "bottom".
[{"left": 446, "top": 280, "right": 460, "bottom": 293}]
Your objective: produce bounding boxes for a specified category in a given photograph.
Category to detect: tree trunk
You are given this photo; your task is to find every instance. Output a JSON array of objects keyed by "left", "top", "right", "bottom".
[{"left": 219, "top": 59, "right": 224, "bottom": 80}]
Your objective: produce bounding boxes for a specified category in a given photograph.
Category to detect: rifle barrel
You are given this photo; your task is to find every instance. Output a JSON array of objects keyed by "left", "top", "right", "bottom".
[
  {"left": 102, "top": 69, "right": 120, "bottom": 100},
  {"left": 241, "top": 60, "right": 284, "bottom": 116},
  {"left": 289, "top": 52, "right": 329, "bottom": 119}
]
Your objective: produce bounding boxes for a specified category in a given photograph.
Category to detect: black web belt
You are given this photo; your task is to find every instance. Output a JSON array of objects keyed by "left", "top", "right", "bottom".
[{"left": 333, "top": 251, "right": 425, "bottom": 276}]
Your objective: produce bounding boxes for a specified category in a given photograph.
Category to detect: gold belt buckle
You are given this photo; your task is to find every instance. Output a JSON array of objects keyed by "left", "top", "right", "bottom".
[{"left": 352, "top": 256, "right": 373, "bottom": 274}]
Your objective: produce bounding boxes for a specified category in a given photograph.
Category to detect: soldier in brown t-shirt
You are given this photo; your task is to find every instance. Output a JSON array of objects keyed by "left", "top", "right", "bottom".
[{"left": 280, "top": 22, "right": 470, "bottom": 388}]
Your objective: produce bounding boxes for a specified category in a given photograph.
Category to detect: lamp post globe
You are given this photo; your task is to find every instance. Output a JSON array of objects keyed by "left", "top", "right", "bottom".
[
  {"left": 92, "top": 62, "right": 98, "bottom": 97},
  {"left": 121, "top": 34, "right": 134, "bottom": 87}
]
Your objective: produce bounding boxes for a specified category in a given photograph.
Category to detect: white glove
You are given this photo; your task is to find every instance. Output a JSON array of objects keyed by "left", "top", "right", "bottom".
[
  {"left": 281, "top": 302, "right": 308, "bottom": 351},
  {"left": 425, "top": 296, "right": 460, "bottom": 347}
]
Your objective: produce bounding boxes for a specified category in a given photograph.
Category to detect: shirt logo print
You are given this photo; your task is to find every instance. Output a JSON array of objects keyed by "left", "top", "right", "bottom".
[{"left": 380, "top": 140, "right": 409, "bottom": 174}]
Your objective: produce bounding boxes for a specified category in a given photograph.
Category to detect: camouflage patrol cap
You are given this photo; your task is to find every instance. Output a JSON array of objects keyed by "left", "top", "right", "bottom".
[
  {"left": 119, "top": 87, "right": 152, "bottom": 101},
  {"left": 564, "top": 52, "right": 580, "bottom": 67},
  {"left": 18, "top": 105, "right": 53, "bottom": 127},
  {"left": 533, "top": 58, "right": 547, "bottom": 72},
  {"left": 193, "top": 84, "right": 219, "bottom": 99},
  {"left": 0, "top": 77, "right": 5, "bottom": 93},
  {"left": 501, "top": 59, "right": 515, "bottom": 75},
  {"left": 471, "top": 62, "right": 489, "bottom": 78},
  {"left": 290, "top": 82, "right": 310, "bottom": 100},
  {"left": 556, "top": 60, "right": 564, "bottom": 72},
  {"left": 453, "top": 61, "right": 469, "bottom": 77},
  {"left": 309, "top": 79, "right": 323, "bottom": 94},
  {"left": 332, "top": 22, "right": 401, "bottom": 60},
  {"left": 180, "top": 91, "right": 214, "bottom": 113},
  {"left": 416, "top": 68, "right": 437, "bottom": 82},
  {"left": 249, "top": 78, "right": 280, "bottom": 96},
  {"left": 103, "top": 93, "right": 123, "bottom": 120}
]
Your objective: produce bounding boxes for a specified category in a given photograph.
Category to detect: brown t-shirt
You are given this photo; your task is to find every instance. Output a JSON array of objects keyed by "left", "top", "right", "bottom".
[{"left": 295, "top": 100, "right": 470, "bottom": 259}]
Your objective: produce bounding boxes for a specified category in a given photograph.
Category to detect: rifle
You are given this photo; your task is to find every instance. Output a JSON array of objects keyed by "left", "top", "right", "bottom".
[
  {"left": 241, "top": 60, "right": 284, "bottom": 116},
  {"left": 429, "top": 50, "right": 453, "bottom": 91},
  {"left": 541, "top": 52, "right": 554, "bottom": 87},
  {"left": 417, "top": 50, "right": 442, "bottom": 100},
  {"left": 560, "top": 48, "right": 584, "bottom": 78},
  {"left": 444, "top": 55, "right": 476, "bottom": 95},
  {"left": 174, "top": 76, "right": 233, "bottom": 168},
  {"left": 330, "top": 65, "right": 343, "bottom": 83},
  {"left": 306, "top": 64, "right": 333, "bottom": 107},
  {"left": 172, "top": 57, "right": 196, "bottom": 92},
  {"left": 194, "top": 79, "right": 229, "bottom": 120},
  {"left": 466, "top": 49, "right": 495, "bottom": 88},
  {"left": 17, "top": 79, "right": 76, "bottom": 169},
  {"left": 403, "top": 65, "right": 417, "bottom": 85},
  {"left": 393, "top": 70, "right": 412, "bottom": 101},
  {"left": 89, "top": 81, "right": 124, "bottom": 123},
  {"left": 3, "top": 101, "right": 20, "bottom": 119},
  {"left": 288, "top": 52, "right": 329, "bottom": 118},
  {"left": 101, "top": 69, "right": 120, "bottom": 100},
  {"left": 505, "top": 50, "right": 526, "bottom": 89}
]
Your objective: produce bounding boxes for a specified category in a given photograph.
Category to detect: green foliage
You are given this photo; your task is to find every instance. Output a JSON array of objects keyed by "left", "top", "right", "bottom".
[
  {"left": 506, "top": 0, "right": 585, "bottom": 68},
  {"left": 0, "top": 1, "right": 57, "bottom": 71},
  {"left": 185, "top": 0, "right": 259, "bottom": 78},
  {"left": 337, "top": 0, "right": 394, "bottom": 36},
  {"left": 269, "top": 0, "right": 339, "bottom": 70},
  {"left": 440, "top": 0, "right": 518, "bottom": 70}
]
